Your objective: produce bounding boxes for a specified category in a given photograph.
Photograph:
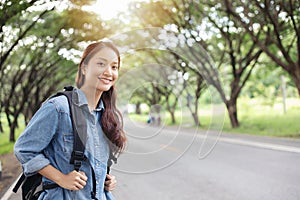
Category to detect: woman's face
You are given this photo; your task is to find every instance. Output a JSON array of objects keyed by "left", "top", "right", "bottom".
[{"left": 82, "top": 47, "right": 119, "bottom": 92}]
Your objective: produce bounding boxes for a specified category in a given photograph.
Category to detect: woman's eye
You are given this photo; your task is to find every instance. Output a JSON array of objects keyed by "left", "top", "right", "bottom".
[
  {"left": 97, "top": 62, "right": 105, "bottom": 67},
  {"left": 112, "top": 65, "right": 118, "bottom": 70}
]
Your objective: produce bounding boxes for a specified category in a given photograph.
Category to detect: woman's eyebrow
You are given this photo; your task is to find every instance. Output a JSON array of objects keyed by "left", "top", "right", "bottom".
[
  {"left": 96, "top": 57, "right": 118, "bottom": 63},
  {"left": 96, "top": 57, "right": 107, "bottom": 61}
]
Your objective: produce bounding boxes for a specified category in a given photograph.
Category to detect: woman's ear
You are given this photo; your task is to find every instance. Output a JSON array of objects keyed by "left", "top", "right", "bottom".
[{"left": 81, "top": 64, "right": 86, "bottom": 75}]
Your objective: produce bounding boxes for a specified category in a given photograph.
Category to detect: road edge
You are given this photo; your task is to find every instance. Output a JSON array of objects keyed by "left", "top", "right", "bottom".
[{"left": 0, "top": 173, "right": 21, "bottom": 200}]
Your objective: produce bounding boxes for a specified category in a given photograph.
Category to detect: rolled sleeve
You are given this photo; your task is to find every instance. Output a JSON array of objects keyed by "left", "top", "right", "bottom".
[
  {"left": 21, "top": 154, "right": 50, "bottom": 176},
  {"left": 14, "top": 100, "right": 59, "bottom": 176}
]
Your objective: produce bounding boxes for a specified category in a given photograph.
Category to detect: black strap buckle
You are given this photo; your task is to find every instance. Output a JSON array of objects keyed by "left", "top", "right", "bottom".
[
  {"left": 70, "top": 151, "right": 86, "bottom": 171},
  {"left": 74, "top": 160, "right": 82, "bottom": 171},
  {"left": 70, "top": 151, "right": 85, "bottom": 163},
  {"left": 73, "top": 150, "right": 85, "bottom": 159},
  {"left": 91, "top": 191, "right": 98, "bottom": 200}
]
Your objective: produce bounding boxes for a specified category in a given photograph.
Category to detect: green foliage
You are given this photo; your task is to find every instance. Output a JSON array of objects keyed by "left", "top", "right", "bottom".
[
  {"left": 243, "top": 56, "right": 297, "bottom": 100},
  {"left": 62, "top": 8, "right": 111, "bottom": 41},
  {"left": 69, "top": 0, "right": 96, "bottom": 7},
  {"left": 129, "top": 1, "right": 175, "bottom": 27},
  {"left": 0, "top": 0, "right": 37, "bottom": 25}
]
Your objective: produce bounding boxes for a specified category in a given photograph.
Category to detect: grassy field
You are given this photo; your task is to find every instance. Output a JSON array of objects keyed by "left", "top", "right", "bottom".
[
  {"left": 129, "top": 97, "right": 300, "bottom": 138},
  {"left": 220, "top": 98, "right": 300, "bottom": 137}
]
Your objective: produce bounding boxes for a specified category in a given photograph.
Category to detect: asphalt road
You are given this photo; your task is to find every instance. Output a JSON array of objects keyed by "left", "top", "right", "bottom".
[
  {"left": 3, "top": 119, "right": 300, "bottom": 200},
  {"left": 113, "top": 119, "right": 300, "bottom": 200}
]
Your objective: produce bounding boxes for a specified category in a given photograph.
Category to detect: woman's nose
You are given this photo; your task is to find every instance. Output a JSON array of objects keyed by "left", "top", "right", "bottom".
[{"left": 103, "top": 65, "right": 112, "bottom": 75}]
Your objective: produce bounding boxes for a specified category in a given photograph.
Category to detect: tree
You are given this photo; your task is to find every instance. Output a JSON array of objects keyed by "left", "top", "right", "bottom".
[
  {"left": 149, "top": 49, "right": 205, "bottom": 126},
  {"left": 129, "top": 0, "right": 263, "bottom": 127},
  {"left": 0, "top": 0, "right": 110, "bottom": 141},
  {"left": 116, "top": 2, "right": 207, "bottom": 126},
  {"left": 198, "top": 0, "right": 263, "bottom": 127},
  {"left": 0, "top": 0, "right": 38, "bottom": 32},
  {"left": 1, "top": 10, "right": 76, "bottom": 141},
  {"left": 224, "top": 0, "right": 300, "bottom": 96},
  {"left": 0, "top": 2, "right": 55, "bottom": 134}
]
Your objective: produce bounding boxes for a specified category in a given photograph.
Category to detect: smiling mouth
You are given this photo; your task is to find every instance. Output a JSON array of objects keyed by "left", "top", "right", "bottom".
[{"left": 98, "top": 77, "right": 112, "bottom": 83}]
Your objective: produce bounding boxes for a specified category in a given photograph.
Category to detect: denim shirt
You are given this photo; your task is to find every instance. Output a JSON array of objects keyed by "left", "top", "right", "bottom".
[{"left": 14, "top": 88, "right": 114, "bottom": 200}]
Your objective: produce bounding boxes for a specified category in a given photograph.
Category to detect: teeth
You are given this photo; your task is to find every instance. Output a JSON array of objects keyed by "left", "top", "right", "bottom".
[{"left": 99, "top": 78, "right": 111, "bottom": 84}]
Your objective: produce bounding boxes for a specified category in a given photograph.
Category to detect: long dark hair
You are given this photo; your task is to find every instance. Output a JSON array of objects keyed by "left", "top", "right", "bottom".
[{"left": 75, "top": 41, "right": 126, "bottom": 153}]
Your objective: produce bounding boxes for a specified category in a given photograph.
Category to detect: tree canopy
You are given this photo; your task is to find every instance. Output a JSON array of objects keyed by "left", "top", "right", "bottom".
[{"left": 0, "top": 0, "right": 299, "bottom": 141}]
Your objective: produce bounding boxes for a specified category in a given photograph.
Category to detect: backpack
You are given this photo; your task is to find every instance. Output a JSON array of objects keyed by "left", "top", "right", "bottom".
[{"left": 13, "top": 86, "right": 115, "bottom": 200}]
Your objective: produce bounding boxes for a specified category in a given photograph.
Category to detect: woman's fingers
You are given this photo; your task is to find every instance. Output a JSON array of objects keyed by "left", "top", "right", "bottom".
[
  {"left": 105, "top": 174, "right": 117, "bottom": 191},
  {"left": 78, "top": 171, "right": 88, "bottom": 181},
  {"left": 60, "top": 170, "right": 88, "bottom": 190}
]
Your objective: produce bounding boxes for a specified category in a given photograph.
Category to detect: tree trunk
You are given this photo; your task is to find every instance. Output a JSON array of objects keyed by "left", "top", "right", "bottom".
[
  {"left": 166, "top": 97, "right": 176, "bottom": 124},
  {"left": 135, "top": 102, "right": 141, "bottom": 114},
  {"left": 187, "top": 101, "right": 200, "bottom": 126},
  {"left": 0, "top": 120, "right": 3, "bottom": 133},
  {"left": 5, "top": 111, "right": 12, "bottom": 132},
  {"left": 192, "top": 113, "right": 200, "bottom": 126},
  {"left": 226, "top": 100, "right": 239, "bottom": 128},
  {"left": 291, "top": 67, "right": 300, "bottom": 97},
  {"left": 192, "top": 95, "right": 201, "bottom": 126},
  {"left": 170, "top": 111, "right": 176, "bottom": 124},
  {"left": 9, "top": 125, "right": 16, "bottom": 142},
  {"left": 9, "top": 113, "right": 20, "bottom": 142}
]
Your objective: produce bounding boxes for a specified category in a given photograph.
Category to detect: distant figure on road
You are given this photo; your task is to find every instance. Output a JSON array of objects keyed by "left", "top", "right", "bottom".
[
  {"left": 14, "top": 40, "right": 126, "bottom": 200},
  {"left": 147, "top": 113, "right": 155, "bottom": 125},
  {"left": 147, "top": 104, "right": 162, "bottom": 126}
]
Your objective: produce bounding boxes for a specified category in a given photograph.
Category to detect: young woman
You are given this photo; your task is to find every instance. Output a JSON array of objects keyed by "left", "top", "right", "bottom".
[{"left": 14, "top": 41, "right": 126, "bottom": 200}]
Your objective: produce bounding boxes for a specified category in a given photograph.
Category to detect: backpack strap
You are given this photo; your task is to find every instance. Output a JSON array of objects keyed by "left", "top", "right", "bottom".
[
  {"left": 53, "top": 86, "right": 87, "bottom": 170},
  {"left": 12, "top": 173, "right": 26, "bottom": 193},
  {"left": 90, "top": 167, "right": 98, "bottom": 200},
  {"left": 61, "top": 86, "right": 98, "bottom": 200},
  {"left": 106, "top": 151, "right": 117, "bottom": 175}
]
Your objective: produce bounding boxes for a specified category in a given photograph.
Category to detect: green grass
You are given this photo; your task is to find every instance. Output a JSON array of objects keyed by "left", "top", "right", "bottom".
[
  {"left": 128, "top": 97, "right": 300, "bottom": 138},
  {"left": 221, "top": 99, "right": 300, "bottom": 137},
  {"left": 0, "top": 116, "right": 23, "bottom": 155},
  {"left": 220, "top": 108, "right": 300, "bottom": 137}
]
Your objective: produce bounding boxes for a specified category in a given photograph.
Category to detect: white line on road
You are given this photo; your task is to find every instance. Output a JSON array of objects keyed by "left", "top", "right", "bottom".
[
  {"left": 219, "top": 137, "right": 300, "bottom": 153},
  {"left": 157, "top": 128, "right": 300, "bottom": 154}
]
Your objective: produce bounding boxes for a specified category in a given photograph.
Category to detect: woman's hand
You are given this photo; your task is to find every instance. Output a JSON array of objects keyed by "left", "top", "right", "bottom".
[
  {"left": 104, "top": 174, "right": 117, "bottom": 191},
  {"left": 39, "top": 165, "right": 88, "bottom": 191},
  {"left": 58, "top": 170, "right": 88, "bottom": 190}
]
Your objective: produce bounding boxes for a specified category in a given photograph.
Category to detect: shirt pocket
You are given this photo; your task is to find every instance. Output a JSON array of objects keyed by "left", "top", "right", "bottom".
[{"left": 63, "top": 133, "right": 74, "bottom": 160}]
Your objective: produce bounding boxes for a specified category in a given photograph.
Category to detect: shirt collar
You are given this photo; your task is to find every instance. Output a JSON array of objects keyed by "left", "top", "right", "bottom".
[
  {"left": 95, "top": 99, "right": 104, "bottom": 111},
  {"left": 74, "top": 87, "right": 105, "bottom": 111}
]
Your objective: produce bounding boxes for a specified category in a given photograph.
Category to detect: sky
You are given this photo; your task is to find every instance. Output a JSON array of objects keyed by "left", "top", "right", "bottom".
[{"left": 85, "top": 0, "right": 148, "bottom": 20}]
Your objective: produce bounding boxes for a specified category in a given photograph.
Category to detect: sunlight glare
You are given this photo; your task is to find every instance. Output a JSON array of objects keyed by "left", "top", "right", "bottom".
[{"left": 87, "top": 0, "right": 146, "bottom": 20}]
